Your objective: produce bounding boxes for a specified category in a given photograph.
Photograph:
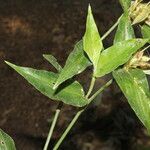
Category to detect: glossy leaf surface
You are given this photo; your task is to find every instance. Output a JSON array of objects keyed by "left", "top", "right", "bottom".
[
  {"left": 114, "top": 13, "right": 135, "bottom": 44},
  {"left": 83, "top": 5, "right": 103, "bottom": 72},
  {"left": 141, "top": 25, "right": 150, "bottom": 44},
  {"left": 0, "top": 129, "right": 16, "bottom": 150},
  {"left": 113, "top": 69, "right": 150, "bottom": 132},
  {"left": 119, "top": 0, "right": 131, "bottom": 12},
  {"left": 43, "top": 54, "right": 62, "bottom": 72},
  {"left": 5, "top": 61, "right": 88, "bottom": 107},
  {"left": 95, "top": 39, "right": 148, "bottom": 77},
  {"left": 53, "top": 40, "right": 91, "bottom": 89}
]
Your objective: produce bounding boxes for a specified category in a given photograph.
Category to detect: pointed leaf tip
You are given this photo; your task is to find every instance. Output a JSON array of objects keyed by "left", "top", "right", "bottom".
[
  {"left": 5, "top": 61, "right": 14, "bottom": 67},
  {"left": 43, "top": 54, "right": 62, "bottom": 72},
  {"left": 114, "top": 13, "right": 135, "bottom": 44},
  {"left": 4, "top": 60, "right": 9, "bottom": 65},
  {"left": 88, "top": 4, "right": 92, "bottom": 13},
  {"left": 5, "top": 62, "right": 88, "bottom": 107},
  {"left": 83, "top": 5, "right": 103, "bottom": 74}
]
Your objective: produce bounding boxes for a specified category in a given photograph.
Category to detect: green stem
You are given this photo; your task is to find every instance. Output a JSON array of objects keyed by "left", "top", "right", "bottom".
[
  {"left": 88, "top": 79, "right": 113, "bottom": 103},
  {"left": 43, "top": 103, "right": 63, "bottom": 150},
  {"left": 86, "top": 76, "right": 96, "bottom": 98},
  {"left": 53, "top": 14, "right": 121, "bottom": 150},
  {"left": 53, "top": 75, "right": 95, "bottom": 150},
  {"left": 53, "top": 109, "right": 84, "bottom": 150},
  {"left": 101, "top": 15, "right": 122, "bottom": 40},
  {"left": 53, "top": 80, "right": 112, "bottom": 150}
]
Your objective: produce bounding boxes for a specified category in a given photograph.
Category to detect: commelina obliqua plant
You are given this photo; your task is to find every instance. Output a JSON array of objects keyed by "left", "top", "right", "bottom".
[{"left": 1, "top": 0, "right": 150, "bottom": 149}]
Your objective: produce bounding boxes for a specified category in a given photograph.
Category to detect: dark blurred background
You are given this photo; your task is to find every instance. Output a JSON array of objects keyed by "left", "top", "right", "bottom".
[{"left": 0, "top": 0, "right": 150, "bottom": 150}]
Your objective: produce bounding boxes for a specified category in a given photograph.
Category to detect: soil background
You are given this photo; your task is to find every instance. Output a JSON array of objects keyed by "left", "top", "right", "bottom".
[{"left": 0, "top": 0, "right": 150, "bottom": 150}]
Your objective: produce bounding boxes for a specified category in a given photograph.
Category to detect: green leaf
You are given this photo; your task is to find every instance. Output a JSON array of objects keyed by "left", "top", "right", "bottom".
[
  {"left": 141, "top": 25, "right": 150, "bottom": 44},
  {"left": 83, "top": 4, "right": 103, "bottom": 73},
  {"left": 53, "top": 40, "right": 91, "bottom": 89},
  {"left": 5, "top": 61, "right": 88, "bottom": 107},
  {"left": 0, "top": 129, "right": 16, "bottom": 150},
  {"left": 114, "top": 13, "right": 135, "bottom": 44},
  {"left": 95, "top": 38, "right": 148, "bottom": 77},
  {"left": 113, "top": 69, "right": 150, "bottom": 132},
  {"left": 43, "top": 54, "right": 62, "bottom": 72},
  {"left": 119, "top": 0, "right": 131, "bottom": 12}
]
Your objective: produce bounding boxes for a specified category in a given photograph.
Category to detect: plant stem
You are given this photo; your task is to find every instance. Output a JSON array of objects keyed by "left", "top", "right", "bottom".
[
  {"left": 43, "top": 102, "right": 63, "bottom": 150},
  {"left": 52, "top": 80, "right": 112, "bottom": 150},
  {"left": 101, "top": 15, "right": 122, "bottom": 40},
  {"left": 86, "top": 76, "right": 96, "bottom": 98},
  {"left": 88, "top": 79, "right": 113, "bottom": 103},
  {"left": 53, "top": 75, "right": 95, "bottom": 150},
  {"left": 53, "top": 14, "right": 121, "bottom": 150},
  {"left": 53, "top": 109, "right": 84, "bottom": 150}
]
